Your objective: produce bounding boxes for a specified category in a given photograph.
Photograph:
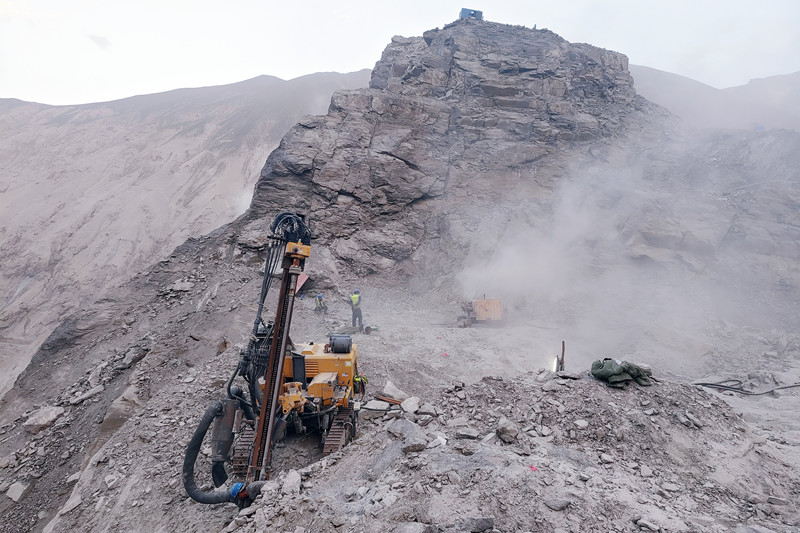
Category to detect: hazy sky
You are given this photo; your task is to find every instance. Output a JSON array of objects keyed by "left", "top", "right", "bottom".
[{"left": 2, "top": 0, "right": 799, "bottom": 105}]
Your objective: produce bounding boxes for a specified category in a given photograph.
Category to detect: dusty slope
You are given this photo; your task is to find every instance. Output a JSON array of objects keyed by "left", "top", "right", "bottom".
[
  {"left": 0, "top": 70, "right": 371, "bottom": 397},
  {"left": 239, "top": 372, "right": 800, "bottom": 533},
  {"left": 7, "top": 284, "right": 799, "bottom": 533}
]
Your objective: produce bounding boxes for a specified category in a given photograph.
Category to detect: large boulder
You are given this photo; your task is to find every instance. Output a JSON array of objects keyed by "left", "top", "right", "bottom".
[
  {"left": 386, "top": 418, "right": 429, "bottom": 453},
  {"left": 23, "top": 406, "right": 65, "bottom": 434}
]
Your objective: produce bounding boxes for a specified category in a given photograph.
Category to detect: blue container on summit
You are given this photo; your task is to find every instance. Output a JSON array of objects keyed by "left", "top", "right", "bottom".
[{"left": 459, "top": 8, "right": 483, "bottom": 21}]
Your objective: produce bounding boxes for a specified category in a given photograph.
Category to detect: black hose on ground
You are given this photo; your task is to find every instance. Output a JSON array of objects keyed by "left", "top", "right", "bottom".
[
  {"left": 183, "top": 400, "right": 271, "bottom": 507},
  {"left": 183, "top": 400, "right": 236, "bottom": 505},
  {"left": 694, "top": 379, "right": 800, "bottom": 396}
]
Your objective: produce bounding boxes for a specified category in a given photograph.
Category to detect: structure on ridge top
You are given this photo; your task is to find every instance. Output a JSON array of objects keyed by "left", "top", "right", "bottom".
[{"left": 459, "top": 8, "right": 483, "bottom": 21}]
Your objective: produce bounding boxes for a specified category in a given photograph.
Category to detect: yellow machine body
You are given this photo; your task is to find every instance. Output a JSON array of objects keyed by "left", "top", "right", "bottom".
[
  {"left": 307, "top": 372, "right": 337, "bottom": 404},
  {"left": 278, "top": 382, "right": 306, "bottom": 414},
  {"left": 280, "top": 341, "right": 359, "bottom": 411}
]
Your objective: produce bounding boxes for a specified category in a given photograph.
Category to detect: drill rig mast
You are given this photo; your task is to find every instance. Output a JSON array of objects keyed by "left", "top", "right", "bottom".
[{"left": 247, "top": 213, "right": 311, "bottom": 482}]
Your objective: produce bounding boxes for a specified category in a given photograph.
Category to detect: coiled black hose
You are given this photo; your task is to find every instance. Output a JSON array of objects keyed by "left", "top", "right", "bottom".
[
  {"left": 183, "top": 401, "right": 270, "bottom": 506},
  {"left": 183, "top": 401, "right": 235, "bottom": 504}
]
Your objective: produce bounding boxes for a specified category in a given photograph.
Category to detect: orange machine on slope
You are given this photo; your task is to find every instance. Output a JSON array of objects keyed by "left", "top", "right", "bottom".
[
  {"left": 183, "top": 213, "right": 363, "bottom": 509},
  {"left": 457, "top": 297, "right": 503, "bottom": 327}
]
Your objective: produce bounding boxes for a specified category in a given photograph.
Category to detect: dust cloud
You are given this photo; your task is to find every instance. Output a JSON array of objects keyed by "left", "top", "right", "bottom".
[{"left": 454, "top": 157, "right": 794, "bottom": 374}]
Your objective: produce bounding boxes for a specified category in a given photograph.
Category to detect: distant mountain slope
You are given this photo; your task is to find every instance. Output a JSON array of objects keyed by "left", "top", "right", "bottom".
[
  {"left": 630, "top": 65, "right": 800, "bottom": 131},
  {"left": 724, "top": 71, "right": 800, "bottom": 118},
  {"left": 0, "top": 69, "right": 371, "bottom": 396}
]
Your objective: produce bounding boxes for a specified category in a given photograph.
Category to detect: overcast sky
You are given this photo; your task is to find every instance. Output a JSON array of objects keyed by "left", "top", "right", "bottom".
[{"left": 2, "top": 0, "right": 799, "bottom": 106}]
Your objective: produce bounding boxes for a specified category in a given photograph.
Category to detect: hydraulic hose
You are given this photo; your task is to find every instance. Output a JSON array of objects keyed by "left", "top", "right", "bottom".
[
  {"left": 183, "top": 400, "right": 237, "bottom": 505},
  {"left": 359, "top": 406, "right": 400, "bottom": 412},
  {"left": 239, "top": 396, "right": 256, "bottom": 422},
  {"left": 694, "top": 379, "right": 800, "bottom": 396},
  {"left": 249, "top": 374, "right": 263, "bottom": 413},
  {"left": 184, "top": 401, "right": 270, "bottom": 507},
  {"left": 227, "top": 383, "right": 255, "bottom": 422},
  {"left": 298, "top": 403, "right": 337, "bottom": 420},
  {"left": 225, "top": 366, "right": 239, "bottom": 401}
]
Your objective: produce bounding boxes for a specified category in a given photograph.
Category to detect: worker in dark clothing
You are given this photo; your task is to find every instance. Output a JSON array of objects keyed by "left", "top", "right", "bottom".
[
  {"left": 350, "top": 289, "right": 363, "bottom": 331},
  {"left": 314, "top": 293, "right": 328, "bottom": 313}
]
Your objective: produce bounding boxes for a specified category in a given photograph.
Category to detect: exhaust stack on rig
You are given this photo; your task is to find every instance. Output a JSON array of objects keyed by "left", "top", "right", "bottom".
[{"left": 182, "top": 212, "right": 362, "bottom": 508}]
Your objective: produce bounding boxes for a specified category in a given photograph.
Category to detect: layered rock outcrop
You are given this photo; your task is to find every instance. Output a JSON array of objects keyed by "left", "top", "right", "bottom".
[{"left": 241, "top": 19, "right": 658, "bottom": 280}]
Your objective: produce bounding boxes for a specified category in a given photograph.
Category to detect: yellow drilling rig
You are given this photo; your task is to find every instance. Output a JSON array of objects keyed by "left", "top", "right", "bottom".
[{"left": 183, "top": 212, "right": 364, "bottom": 508}]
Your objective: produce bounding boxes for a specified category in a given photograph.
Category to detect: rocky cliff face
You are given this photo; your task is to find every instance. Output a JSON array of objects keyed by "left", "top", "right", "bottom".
[
  {"left": 241, "top": 20, "right": 655, "bottom": 282},
  {"left": 1, "top": 19, "right": 799, "bottom": 533}
]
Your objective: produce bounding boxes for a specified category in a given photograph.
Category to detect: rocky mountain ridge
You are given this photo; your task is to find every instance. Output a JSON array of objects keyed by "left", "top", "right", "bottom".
[{"left": 242, "top": 20, "right": 662, "bottom": 282}]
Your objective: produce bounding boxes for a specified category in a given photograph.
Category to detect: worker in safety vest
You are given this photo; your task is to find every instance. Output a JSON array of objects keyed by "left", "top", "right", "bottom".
[
  {"left": 350, "top": 289, "right": 363, "bottom": 331},
  {"left": 314, "top": 293, "right": 328, "bottom": 313},
  {"left": 353, "top": 372, "right": 368, "bottom": 399}
]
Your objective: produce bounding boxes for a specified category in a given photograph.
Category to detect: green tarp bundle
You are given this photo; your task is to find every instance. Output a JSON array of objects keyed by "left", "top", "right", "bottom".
[{"left": 591, "top": 358, "right": 653, "bottom": 388}]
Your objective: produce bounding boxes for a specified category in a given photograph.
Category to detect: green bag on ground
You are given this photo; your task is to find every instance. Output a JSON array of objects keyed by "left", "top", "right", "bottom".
[{"left": 591, "top": 358, "right": 653, "bottom": 387}]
